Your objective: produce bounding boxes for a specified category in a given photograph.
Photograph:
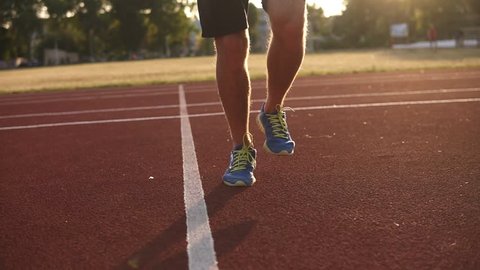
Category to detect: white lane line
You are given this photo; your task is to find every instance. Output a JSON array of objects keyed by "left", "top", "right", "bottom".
[
  {"left": 0, "top": 91, "right": 179, "bottom": 106},
  {"left": 292, "top": 73, "right": 480, "bottom": 87},
  {"left": 2, "top": 87, "right": 479, "bottom": 119},
  {"left": 283, "top": 87, "right": 480, "bottom": 102},
  {"left": 0, "top": 104, "right": 179, "bottom": 119},
  {"left": 3, "top": 71, "right": 479, "bottom": 105},
  {"left": 0, "top": 86, "right": 179, "bottom": 102},
  {"left": 0, "top": 88, "right": 214, "bottom": 106},
  {"left": 0, "top": 115, "right": 180, "bottom": 131},
  {"left": 179, "top": 84, "right": 218, "bottom": 270},
  {"left": 1, "top": 97, "right": 479, "bottom": 131},
  {"left": 185, "top": 72, "right": 480, "bottom": 91},
  {"left": 294, "top": 97, "right": 480, "bottom": 111}
]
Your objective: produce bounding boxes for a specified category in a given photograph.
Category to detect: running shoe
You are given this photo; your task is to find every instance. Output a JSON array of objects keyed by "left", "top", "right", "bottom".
[
  {"left": 223, "top": 134, "right": 257, "bottom": 187},
  {"left": 256, "top": 104, "right": 295, "bottom": 155}
]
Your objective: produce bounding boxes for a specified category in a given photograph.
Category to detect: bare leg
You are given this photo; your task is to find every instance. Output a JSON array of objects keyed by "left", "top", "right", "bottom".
[
  {"left": 264, "top": 1, "right": 306, "bottom": 113},
  {"left": 214, "top": 30, "right": 252, "bottom": 146}
]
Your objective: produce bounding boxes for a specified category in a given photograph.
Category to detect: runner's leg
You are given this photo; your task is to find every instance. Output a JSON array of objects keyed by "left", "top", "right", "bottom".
[
  {"left": 214, "top": 30, "right": 252, "bottom": 146},
  {"left": 264, "top": 0, "right": 307, "bottom": 113}
]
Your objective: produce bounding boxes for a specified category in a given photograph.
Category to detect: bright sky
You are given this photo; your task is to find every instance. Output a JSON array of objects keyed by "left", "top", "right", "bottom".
[{"left": 251, "top": 0, "right": 346, "bottom": 17}]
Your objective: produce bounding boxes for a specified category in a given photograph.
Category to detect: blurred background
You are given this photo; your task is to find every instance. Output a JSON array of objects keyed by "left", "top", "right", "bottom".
[{"left": 1, "top": 0, "right": 479, "bottom": 69}]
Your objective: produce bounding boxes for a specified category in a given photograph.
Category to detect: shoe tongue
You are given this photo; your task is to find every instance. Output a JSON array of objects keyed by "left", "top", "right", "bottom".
[
  {"left": 233, "top": 144, "right": 244, "bottom": 151},
  {"left": 234, "top": 144, "right": 255, "bottom": 152}
]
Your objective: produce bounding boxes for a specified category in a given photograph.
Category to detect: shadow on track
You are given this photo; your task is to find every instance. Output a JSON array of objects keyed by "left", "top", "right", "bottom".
[{"left": 116, "top": 183, "right": 257, "bottom": 270}]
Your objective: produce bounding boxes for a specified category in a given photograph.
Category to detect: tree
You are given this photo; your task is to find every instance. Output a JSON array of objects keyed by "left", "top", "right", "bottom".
[
  {"left": 0, "top": 0, "right": 42, "bottom": 60},
  {"left": 333, "top": 0, "right": 479, "bottom": 48},
  {"left": 77, "top": 0, "right": 106, "bottom": 60},
  {"left": 410, "top": 0, "right": 475, "bottom": 39},
  {"left": 110, "top": 0, "right": 149, "bottom": 56},
  {"left": 332, "top": 0, "right": 386, "bottom": 47},
  {"left": 307, "top": 5, "right": 332, "bottom": 50},
  {"left": 145, "top": 0, "right": 194, "bottom": 57},
  {"left": 42, "top": 0, "right": 80, "bottom": 54},
  {"left": 42, "top": 0, "right": 77, "bottom": 19},
  {"left": 247, "top": 3, "right": 259, "bottom": 50}
]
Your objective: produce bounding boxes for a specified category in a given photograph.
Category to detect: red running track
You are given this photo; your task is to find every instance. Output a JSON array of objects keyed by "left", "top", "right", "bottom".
[{"left": 0, "top": 69, "right": 479, "bottom": 269}]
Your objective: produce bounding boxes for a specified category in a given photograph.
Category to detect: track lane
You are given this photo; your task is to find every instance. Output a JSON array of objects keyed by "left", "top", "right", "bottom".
[
  {"left": 0, "top": 84, "right": 179, "bottom": 102},
  {"left": 1, "top": 69, "right": 480, "bottom": 269},
  {"left": 0, "top": 107, "right": 180, "bottom": 128},
  {"left": 191, "top": 101, "right": 480, "bottom": 269},
  {"left": 2, "top": 97, "right": 479, "bottom": 131},
  {"left": 0, "top": 120, "right": 188, "bottom": 269},
  {"left": 2, "top": 87, "right": 478, "bottom": 120},
  {"left": 2, "top": 68, "right": 479, "bottom": 105},
  {"left": 0, "top": 92, "right": 180, "bottom": 117},
  {"left": 186, "top": 76, "right": 480, "bottom": 103}
]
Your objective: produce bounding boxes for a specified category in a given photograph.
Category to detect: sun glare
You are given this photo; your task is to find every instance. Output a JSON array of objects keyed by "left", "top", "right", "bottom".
[
  {"left": 310, "top": 0, "right": 345, "bottom": 17},
  {"left": 250, "top": 0, "right": 345, "bottom": 17}
]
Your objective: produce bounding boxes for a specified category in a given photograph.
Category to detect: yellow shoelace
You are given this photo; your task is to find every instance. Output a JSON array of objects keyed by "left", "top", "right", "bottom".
[
  {"left": 230, "top": 146, "right": 256, "bottom": 172},
  {"left": 230, "top": 133, "right": 256, "bottom": 172},
  {"left": 267, "top": 106, "right": 294, "bottom": 139}
]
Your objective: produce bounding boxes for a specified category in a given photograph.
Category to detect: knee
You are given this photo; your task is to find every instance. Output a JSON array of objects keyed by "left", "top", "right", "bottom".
[
  {"left": 271, "top": 20, "right": 306, "bottom": 50},
  {"left": 276, "top": 21, "right": 305, "bottom": 39},
  {"left": 269, "top": 3, "right": 306, "bottom": 43},
  {"left": 215, "top": 32, "right": 249, "bottom": 68}
]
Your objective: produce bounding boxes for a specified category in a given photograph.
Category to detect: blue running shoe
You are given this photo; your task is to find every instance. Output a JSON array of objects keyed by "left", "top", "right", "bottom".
[
  {"left": 256, "top": 104, "right": 295, "bottom": 155},
  {"left": 223, "top": 134, "right": 257, "bottom": 187}
]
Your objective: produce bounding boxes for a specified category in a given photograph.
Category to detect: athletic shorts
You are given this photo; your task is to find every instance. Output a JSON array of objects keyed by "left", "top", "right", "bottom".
[{"left": 197, "top": 0, "right": 267, "bottom": 38}]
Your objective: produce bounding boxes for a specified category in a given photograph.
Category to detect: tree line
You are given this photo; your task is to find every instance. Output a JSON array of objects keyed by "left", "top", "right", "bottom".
[
  {"left": 331, "top": 0, "right": 480, "bottom": 48},
  {"left": 1, "top": 0, "right": 479, "bottom": 65},
  {"left": 1, "top": 0, "right": 194, "bottom": 63}
]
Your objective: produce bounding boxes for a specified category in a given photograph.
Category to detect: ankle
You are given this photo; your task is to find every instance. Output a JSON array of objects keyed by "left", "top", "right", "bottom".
[
  {"left": 232, "top": 132, "right": 254, "bottom": 149},
  {"left": 264, "top": 102, "right": 278, "bottom": 113},
  {"left": 264, "top": 102, "right": 282, "bottom": 114}
]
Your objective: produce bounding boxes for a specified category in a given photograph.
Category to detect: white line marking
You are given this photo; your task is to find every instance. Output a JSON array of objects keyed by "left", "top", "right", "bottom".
[
  {"left": 0, "top": 86, "right": 178, "bottom": 102},
  {"left": 0, "top": 97, "right": 479, "bottom": 131},
  {"left": 0, "top": 115, "right": 180, "bottom": 131},
  {"left": 0, "top": 104, "right": 179, "bottom": 119},
  {"left": 0, "top": 91, "right": 180, "bottom": 105},
  {"left": 2, "top": 87, "right": 479, "bottom": 119},
  {"left": 185, "top": 72, "right": 480, "bottom": 91},
  {"left": 0, "top": 88, "right": 214, "bottom": 106},
  {"left": 3, "top": 71, "right": 480, "bottom": 105},
  {"left": 292, "top": 73, "right": 480, "bottom": 87},
  {"left": 294, "top": 97, "right": 480, "bottom": 111},
  {"left": 285, "top": 87, "right": 480, "bottom": 102},
  {"left": 179, "top": 84, "right": 218, "bottom": 270}
]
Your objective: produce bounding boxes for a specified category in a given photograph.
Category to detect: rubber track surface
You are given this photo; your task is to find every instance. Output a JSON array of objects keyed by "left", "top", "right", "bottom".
[{"left": 1, "top": 69, "right": 479, "bottom": 269}]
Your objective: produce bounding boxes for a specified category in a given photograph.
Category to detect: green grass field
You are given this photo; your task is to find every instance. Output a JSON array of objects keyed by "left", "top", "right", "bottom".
[{"left": 1, "top": 48, "right": 479, "bottom": 94}]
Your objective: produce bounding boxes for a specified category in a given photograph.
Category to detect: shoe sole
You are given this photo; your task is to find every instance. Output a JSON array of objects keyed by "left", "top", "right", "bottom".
[
  {"left": 256, "top": 115, "right": 294, "bottom": 156},
  {"left": 223, "top": 177, "right": 256, "bottom": 187},
  {"left": 262, "top": 143, "right": 294, "bottom": 156}
]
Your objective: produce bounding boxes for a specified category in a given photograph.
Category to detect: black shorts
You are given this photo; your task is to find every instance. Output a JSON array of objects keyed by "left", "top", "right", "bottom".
[{"left": 197, "top": 0, "right": 267, "bottom": 38}]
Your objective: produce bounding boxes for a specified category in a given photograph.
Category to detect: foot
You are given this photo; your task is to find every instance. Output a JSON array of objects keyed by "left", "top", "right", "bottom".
[
  {"left": 223, "top": 134, "right": 257, "bottom": 187},
  {"left": 256, "top": 104, "right": 295, "bottom": 155}
]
